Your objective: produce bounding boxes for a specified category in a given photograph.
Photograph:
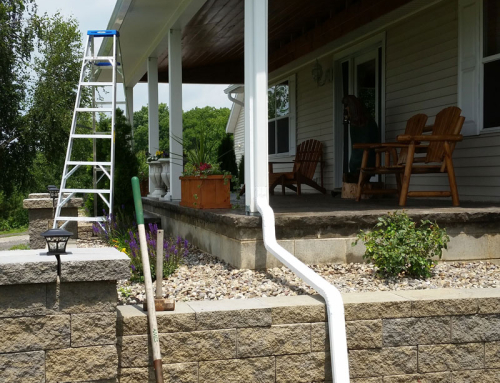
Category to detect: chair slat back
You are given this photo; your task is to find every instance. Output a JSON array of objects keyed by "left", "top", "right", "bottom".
[
  {"left": 293, "top": 139, "right": 323, "bottom": 179},
  {"left": 426, "top": 106, "right": 462, "bottom": 163},
  {"left": 397, "top": 113, "right": 428, "bottom": 165}
]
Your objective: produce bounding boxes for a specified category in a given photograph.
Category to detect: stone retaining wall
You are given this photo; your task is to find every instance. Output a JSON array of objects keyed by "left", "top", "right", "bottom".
[
  {"left": 23, "top": 193, "right": 83, "bottom": 249},
  {"left": 0, "top": 248, "right": 129, "bottom": 383},
  {"left": 117, "top": 288, "right": 500, "bottom": 382}
]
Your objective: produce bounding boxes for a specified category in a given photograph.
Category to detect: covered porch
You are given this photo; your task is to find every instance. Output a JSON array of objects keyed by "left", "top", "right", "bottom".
[
  {"left": 104, "top": 0, "right": 500, "bottom": 267},
  {"left": 143, "top": 195, "right": 500, "bottom": 269}
]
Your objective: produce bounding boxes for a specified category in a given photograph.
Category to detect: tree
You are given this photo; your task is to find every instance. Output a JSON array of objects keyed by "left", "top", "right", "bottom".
[
  {"left": 0, "top": 0, "right": 37, "bottom": 194},
  {"left": 182, "top": 106, "right": 230, "bottom": 163},
  {"left": 133, "top": 103, "right": 170, "bottom": 153},
  {"left": 28, "top": 12, "right": 84, "bottom": 165}
]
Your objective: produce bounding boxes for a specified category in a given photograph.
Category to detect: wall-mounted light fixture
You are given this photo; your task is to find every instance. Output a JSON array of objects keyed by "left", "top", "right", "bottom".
[{"left": 311, "top": 59, "right": 333, "bottom": 87}]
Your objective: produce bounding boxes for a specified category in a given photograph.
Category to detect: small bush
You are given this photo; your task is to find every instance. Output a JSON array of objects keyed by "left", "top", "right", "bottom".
[
  {"left": 93, "top": 208, "right": 189, "bottom": 282},
  {"left": 353, "top": 211, "right": 449, "bottom": 279}
]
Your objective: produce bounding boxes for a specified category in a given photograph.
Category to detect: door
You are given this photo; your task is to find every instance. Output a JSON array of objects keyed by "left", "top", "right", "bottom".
[{"left": 334, "top": 45, "right": 383, "bottom": 188}]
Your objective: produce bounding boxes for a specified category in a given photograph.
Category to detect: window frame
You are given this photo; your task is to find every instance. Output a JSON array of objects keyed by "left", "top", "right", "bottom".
[
  {"left": 268, "top": 74, "right": 296, "bottom": 157},
  {"left": 480, "top": 0, "right": 500, "bottom": 133}
]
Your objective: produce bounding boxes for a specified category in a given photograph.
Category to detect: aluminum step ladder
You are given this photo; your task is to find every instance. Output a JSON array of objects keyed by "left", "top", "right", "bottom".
[{"left": 53, "top": 30, "right": 123, "bottom": 230}]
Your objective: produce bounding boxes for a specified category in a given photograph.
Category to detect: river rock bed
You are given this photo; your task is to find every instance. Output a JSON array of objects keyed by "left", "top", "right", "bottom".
[{"left": 113, "top": 246, "right": 500, "bottom": 305}]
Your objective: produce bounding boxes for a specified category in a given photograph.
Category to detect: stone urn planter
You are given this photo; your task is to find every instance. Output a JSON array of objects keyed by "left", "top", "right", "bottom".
[
  {"left": 158, "top": 158, "right": 171, "bottom": 201},
  {"left": 180, "top": 175, "right": 231, "bottom": 209},
  {"left": 147, "top": 161, "right": 165, "bottom": 199}
]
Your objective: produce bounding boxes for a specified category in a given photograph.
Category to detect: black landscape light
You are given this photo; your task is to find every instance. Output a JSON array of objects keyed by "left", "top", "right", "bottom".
[
  {"left": 47, "top": 185, "right": 59, "bottom": 199},
  {"left": 40, "top": 228, "right": 73, "bottom": 255}
]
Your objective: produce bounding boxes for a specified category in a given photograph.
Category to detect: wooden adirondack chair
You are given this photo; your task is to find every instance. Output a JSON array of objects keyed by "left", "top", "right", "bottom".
[
  {"left": 354, "top": 113, "right": 429, "bottom": 201},
  {"left": 269, "top": 139, "right": 326, "bottom": 195},
  {"left": 356, "top": 106, "right": 465, "bottom": 206}
]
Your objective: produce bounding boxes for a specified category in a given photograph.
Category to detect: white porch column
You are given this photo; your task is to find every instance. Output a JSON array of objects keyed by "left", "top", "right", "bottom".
[
  {"left": 148, "top": 57, "right": 159, "bottom": 194},
  {"left": 148, "top": 57, "right": 159, "bottom": 154},
  {"left": 125, "top": 86, "right": 134, "bottom": 130},
  {"left": 169, "top": 29, "right": 183, "bottom": 201},
  {"left": 244, "top": 0, "right": 268, "bottom": 215}
]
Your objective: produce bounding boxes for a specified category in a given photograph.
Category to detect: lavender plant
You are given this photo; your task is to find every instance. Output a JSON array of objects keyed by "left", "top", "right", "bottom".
[{"left": 93, "top": 209, "right": 189, "bottom": 282}]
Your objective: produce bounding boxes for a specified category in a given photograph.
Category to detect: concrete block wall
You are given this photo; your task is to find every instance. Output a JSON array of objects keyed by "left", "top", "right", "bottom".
[
  {"left": 117, "top": 288, "right": 500, "bottom": 382},
  {"left": 0, "top": 248, "right": 129, "bottom": 383}
]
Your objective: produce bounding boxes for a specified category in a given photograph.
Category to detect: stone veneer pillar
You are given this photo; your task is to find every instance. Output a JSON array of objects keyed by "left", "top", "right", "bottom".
[
  {"left": 23, "top": 193, "right": 83, "bottom": 249},
  {"left": 0, "top": 247, "right": 129, "bottom": 383}
]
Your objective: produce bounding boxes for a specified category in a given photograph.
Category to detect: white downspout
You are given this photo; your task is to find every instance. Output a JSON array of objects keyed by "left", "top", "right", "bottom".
[
  {"left": 257, "top": 195, "right": 350, "bottom": 382},
  {"left": 245, "top": 0, "right": 350, "bottom": 381}
]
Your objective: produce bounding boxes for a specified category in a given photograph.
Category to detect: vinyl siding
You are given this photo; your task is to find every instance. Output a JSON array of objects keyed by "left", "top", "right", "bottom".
[{"left": 385, "top": 0, "right": 500, "bottom": 201}]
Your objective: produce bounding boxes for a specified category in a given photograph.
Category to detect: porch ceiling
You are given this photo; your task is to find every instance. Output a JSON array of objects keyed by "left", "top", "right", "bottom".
[{"left": 108, "top": 0, "right": 414, "bottom": 85}]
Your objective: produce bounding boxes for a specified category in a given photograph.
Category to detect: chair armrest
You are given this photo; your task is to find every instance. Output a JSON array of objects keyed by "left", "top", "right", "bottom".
[
  {"left": 372, "top": 142, "right": 428, "bottom": 148},
  {"left": 352, "top": 143, "right": 385, "bottom": 149},
  {"left": 397, "top": 135, "right": 463, "bottom": 142},
  {"left": 268, "top": 161, "right": 295, "bottom": 164}
]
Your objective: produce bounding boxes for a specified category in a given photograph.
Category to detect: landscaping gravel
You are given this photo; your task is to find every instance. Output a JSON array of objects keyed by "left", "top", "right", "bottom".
[{"left": 108, "top": 244, "right": 500, "bottom": 306}]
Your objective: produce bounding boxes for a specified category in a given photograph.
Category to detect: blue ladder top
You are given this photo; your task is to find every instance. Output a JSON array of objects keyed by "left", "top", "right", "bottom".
[{"left": 87, "top": 30, "right": 119, "bottom": 37}]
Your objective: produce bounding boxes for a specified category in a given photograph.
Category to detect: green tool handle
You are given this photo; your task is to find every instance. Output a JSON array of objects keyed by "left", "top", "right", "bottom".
[{"left": 131, "top": 176, "right": 144, "bottom": 225}]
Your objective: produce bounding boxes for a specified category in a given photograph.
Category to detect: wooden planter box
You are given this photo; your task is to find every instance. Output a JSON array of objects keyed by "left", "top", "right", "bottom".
[{"left": 180, "top": 175, "right": 231, "bottom": 209}]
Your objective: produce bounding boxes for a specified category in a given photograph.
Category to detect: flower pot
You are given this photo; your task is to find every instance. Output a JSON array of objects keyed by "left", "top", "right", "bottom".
[
  {"left": 148, "top": 161, "right": 165, "bottom": 198},
  {"left": 180, "top": 175, "right": 231, "bottom": 209}
]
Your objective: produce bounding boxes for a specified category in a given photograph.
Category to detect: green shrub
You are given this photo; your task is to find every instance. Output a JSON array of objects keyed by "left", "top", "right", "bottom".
[
  {"left": 0, "top": 190, "right": 29, "bottom": 232},
  {"left": 353, "top": 211, "right": 449, "bottom": 278}
]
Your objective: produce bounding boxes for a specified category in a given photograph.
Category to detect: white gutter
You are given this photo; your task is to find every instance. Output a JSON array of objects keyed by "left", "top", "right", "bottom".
[
  {"left": 257, "top": 194, "right": 350, "bottom": 382},
  {"left": 244, "top": 0, "right": 350, "bottom": 381}
]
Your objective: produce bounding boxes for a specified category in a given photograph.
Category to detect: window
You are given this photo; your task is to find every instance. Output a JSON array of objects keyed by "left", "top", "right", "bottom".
[
  {"left": 483, "top": 0, "right": 500, "bottom": 129},
  {"left": 268, "top": 76, "right": 296, "bottom": 155},
  {"left": 458, "top": 0, "right": 500, "bottom": 134}
]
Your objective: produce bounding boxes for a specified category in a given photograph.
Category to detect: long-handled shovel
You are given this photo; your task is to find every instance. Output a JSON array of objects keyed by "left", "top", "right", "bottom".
[{"left": 131, "top": 176, "right": 164, "bottom": 383}]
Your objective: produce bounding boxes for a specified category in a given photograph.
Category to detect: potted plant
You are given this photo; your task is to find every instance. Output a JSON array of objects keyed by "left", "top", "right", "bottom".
[{"left": 178, "top": 130, "right": 232, "bottom": 209}]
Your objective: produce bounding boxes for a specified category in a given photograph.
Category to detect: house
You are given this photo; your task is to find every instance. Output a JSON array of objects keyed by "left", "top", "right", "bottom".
[
  {"left": 221, "top": 0, "right": 500, "bottom": 201},
  {"left": 100, "top": 0, "right": 500, "bottom": 270}
]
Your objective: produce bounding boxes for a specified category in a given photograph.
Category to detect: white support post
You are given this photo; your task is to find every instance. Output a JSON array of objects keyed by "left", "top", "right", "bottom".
[
  {"left": 169, "top": 29, "right": 183, "bottom": 201},
  {"left": 125, "top": 86, "right": 134, "bottom": 130},
  {"left": 148, "top": 57, "right": 159, "bottom": 194},
  {"left": 244, "top": 0, "right": 268, "bottom": 215}
]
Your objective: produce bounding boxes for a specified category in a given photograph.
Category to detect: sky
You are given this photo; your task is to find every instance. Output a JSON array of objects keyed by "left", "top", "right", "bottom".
[{"left": 36, "top": 0, "right": 233, "bottom": 112}]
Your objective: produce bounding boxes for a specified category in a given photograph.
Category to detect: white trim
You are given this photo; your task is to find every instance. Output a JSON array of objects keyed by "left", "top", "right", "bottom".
[
  {"left": 458, "top": 0, "right": 481, "bottom": 136},
  {"left": 479, "top": 0, "right": 500, "bottom": 135},
  {"left": 225, "top": 94, "right": 244, "bottom": 133}
]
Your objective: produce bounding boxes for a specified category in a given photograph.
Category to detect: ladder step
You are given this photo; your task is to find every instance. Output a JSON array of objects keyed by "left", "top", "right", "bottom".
[
  {"left": 76, "top": 108, "right": 113, "bottom": 112},
  {"left": 67, "top": 161, "right": 112, "bottom": 166},
  {"left": 87, "top": 30, "right": 119, "bottom": 37},
  {"left": 81, "top": 82, "right": 114, "bottom": 86},
  {"left": 84, "top": 56, "right": 114, "bottom": 61},
  {"left": 95, "top": 101, "right": 126, "bottom": 105},
  {"left": 55, "top": 216, "right": 106, "bottom": 222},
  {"left": 72, "top": 134, "right": 112, "bottom": 139},
  {"left": 61, "top": 188, "right": 111, "bottom": 193}
]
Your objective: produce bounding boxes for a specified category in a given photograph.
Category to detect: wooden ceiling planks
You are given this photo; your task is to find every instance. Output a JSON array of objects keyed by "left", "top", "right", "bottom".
[{"left": 145, "top": 0, "right": 410, "bottom": 83}]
